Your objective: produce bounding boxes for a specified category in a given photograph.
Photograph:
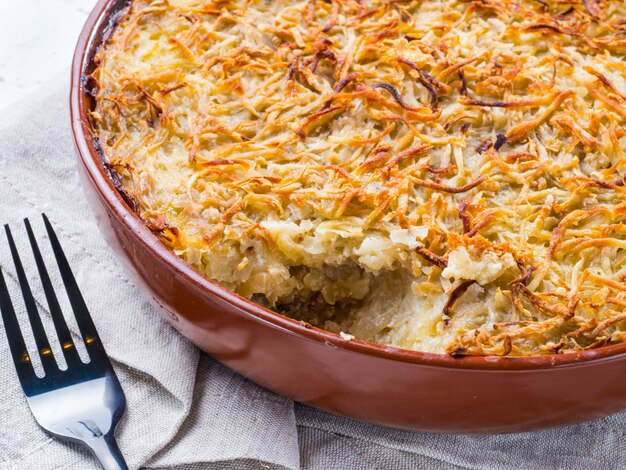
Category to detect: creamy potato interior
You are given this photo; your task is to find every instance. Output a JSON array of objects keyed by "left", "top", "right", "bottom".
[{"left": 92, "top": 0, "right": 626, "bottom": 356}]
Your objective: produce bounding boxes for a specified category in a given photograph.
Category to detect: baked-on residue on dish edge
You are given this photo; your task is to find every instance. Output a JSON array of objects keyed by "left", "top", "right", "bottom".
[{"left": 91, "top": 0, "right": 626, "bottom": 356}]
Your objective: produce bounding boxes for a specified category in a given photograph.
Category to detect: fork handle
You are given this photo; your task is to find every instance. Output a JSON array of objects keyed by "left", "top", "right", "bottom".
[{"left": 87, "top": 434, "right": 128, "bottom": 470}]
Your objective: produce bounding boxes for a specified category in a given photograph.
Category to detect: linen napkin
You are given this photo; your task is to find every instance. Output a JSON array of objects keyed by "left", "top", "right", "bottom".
[{"left": 0, "top": 75, "right": 625, "bottom": 470}]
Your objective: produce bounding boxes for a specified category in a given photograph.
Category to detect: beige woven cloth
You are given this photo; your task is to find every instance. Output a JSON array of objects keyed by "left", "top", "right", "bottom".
[{"left": 0, "top": 77, "right": 624, "bottom": 470}]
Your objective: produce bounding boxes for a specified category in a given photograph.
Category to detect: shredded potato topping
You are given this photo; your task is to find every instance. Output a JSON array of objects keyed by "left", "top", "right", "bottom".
[{"left": 92, "top": 0, "right": 626, "bottom": 356}]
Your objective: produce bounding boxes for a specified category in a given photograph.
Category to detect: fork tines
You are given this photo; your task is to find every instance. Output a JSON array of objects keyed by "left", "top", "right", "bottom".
[{"left": 0, "top": 214, "right": 106, "bottom": 395}]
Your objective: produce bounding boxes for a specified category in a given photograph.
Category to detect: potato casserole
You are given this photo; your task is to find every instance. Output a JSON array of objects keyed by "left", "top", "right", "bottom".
[{"left": 90, "top": 0, "right": 626, "bottom": 356}]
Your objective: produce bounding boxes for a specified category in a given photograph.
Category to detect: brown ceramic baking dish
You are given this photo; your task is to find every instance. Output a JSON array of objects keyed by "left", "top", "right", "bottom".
[{"left": 71, "top": 0, "right": 626, "bottom": 433}]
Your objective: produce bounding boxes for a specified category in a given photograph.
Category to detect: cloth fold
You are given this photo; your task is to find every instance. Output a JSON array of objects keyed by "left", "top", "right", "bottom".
[{"left": 0, "top": 76, "right": 624, "bottom": 470}]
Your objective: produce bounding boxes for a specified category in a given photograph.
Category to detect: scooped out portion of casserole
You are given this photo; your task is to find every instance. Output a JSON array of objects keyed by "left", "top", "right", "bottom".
[{"left": 91, "top": 0, "right": 626, "bottom": 356}]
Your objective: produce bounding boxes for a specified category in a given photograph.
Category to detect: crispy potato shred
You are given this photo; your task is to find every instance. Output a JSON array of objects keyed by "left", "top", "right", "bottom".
[{"left": 92, "top": 0, "right": 626, "bottom": 356}]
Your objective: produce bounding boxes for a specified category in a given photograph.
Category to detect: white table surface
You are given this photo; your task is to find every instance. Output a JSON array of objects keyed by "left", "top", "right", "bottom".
[{"left": 0, "top": 0, "right": 98, "bottom": 110}]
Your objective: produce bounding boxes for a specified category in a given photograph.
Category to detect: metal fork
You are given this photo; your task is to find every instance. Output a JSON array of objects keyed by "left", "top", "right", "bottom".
[{"left": 0, "top": 214, "right": 128, "bottom": 470}]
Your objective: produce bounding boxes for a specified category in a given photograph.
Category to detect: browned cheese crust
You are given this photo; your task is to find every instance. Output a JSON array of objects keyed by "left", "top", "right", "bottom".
[{"left": 91, "top": 0, "right": 626, "bottom": 356}]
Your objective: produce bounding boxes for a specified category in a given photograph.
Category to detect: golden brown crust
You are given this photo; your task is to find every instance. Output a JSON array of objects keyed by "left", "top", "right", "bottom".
[{"left": 92, "top": 0, "right": 626, "bottom": 356}]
